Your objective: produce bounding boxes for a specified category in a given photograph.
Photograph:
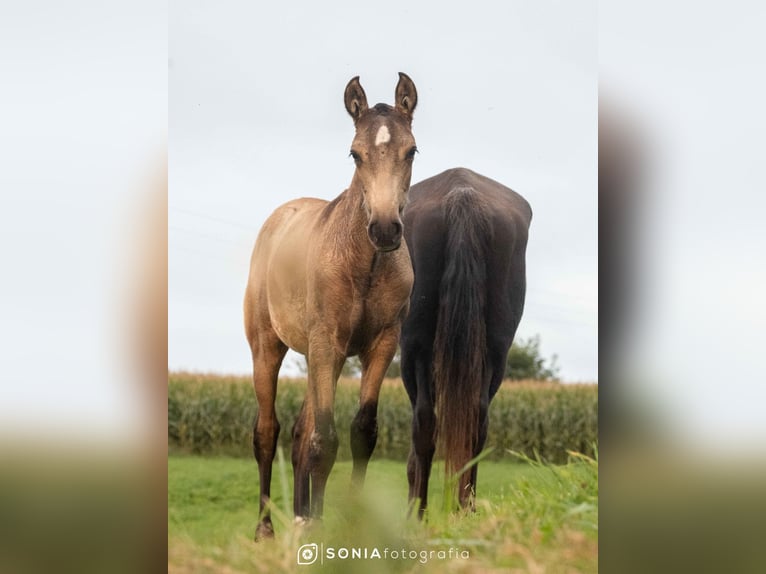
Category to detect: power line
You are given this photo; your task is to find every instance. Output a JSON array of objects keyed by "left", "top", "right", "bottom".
[
  {"left": 169, "top": 224, "right": 247, "bottom": 245},
  {"left": 170, "top": 206, "right": 257, "bottom": 232}
]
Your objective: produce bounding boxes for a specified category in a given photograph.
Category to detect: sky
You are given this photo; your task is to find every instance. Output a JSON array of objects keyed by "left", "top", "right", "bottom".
[
  {"left": 169, "top": 0, "right": 598, "bottom": 381},
  {"left": 3, "top": 0, "right": 765, "bottom": 451}
]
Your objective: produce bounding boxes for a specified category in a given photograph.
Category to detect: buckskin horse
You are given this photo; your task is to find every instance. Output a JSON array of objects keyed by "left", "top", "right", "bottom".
[
  {"left": 400, "top": 167, "right": 532, "bottom": 517},
  {"left": 244, "top": 73, "right": 418, "bottom": 539}
]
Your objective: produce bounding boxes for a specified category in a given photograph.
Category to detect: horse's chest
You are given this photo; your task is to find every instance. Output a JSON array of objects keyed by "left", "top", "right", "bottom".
[{"left": 345, "top": 275, "right": 410, "bottom": 352}]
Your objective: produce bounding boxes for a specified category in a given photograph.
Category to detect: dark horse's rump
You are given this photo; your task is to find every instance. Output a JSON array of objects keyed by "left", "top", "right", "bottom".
[{"left": 401, "top": 167, "right": 531, "bottom": 514}]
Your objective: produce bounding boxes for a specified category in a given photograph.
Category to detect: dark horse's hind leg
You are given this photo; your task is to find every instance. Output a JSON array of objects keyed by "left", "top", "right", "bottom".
[
  {"left": 402, "top": 346, "right": 436, "bottom": 519},
  {"left": 350, "top": 328, "right": 399, "bottom": 488},
  {"left": 468, "top": 344, "right": 508, "bottom": 504},
  {"left": 251, "top": 330, "right": 288, "bottom": 541}
]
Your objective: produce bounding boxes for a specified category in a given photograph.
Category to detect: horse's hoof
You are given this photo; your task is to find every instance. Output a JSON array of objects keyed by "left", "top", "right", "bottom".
[
  {"left": 254, "top": 522, "right": 275, "bottom": 542},
  {"left": 293, "top": 516, "right": 322, "bottom": 532}
]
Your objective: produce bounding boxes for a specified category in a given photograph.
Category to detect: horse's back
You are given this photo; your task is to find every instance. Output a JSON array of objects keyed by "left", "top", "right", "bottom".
[
  {"left": 247, "top": 197, "right": 327, "bottom": 288},
  {"left": 244, "top": 197, "right": 327, "bottom": 350},
  {"left": 408, "top": 167, "right": 531, "bottom": 228}
]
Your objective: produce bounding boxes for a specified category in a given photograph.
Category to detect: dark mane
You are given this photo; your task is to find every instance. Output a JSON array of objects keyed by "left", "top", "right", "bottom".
[
  {"left": 319, "top": 193, "right": 343, "bottom": 222},
  {"left": 371, "top": 103, "right": 393, "bottom": 115}
]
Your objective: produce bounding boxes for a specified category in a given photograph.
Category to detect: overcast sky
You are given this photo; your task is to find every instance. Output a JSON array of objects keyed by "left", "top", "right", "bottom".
[{"left": 169, "top": 0, "right": 597, "bottom": 381}]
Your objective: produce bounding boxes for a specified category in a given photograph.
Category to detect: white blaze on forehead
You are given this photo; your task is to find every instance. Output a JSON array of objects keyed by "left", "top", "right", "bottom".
[{"left": 375, "top": 124, "right": 391, "bottom": 146}]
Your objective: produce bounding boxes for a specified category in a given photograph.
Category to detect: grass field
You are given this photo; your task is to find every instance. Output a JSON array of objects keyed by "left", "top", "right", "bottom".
[{"left": 168, "top": 453, "right": 597, "bottom": 573}]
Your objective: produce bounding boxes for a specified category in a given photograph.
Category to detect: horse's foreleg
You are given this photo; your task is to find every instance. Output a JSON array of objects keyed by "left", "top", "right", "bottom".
[
  {"left": 350, "top": 328, "right": 399, "bottom": 488},
  {"left": 306, "top": 344, "right": 344, "bottom": 519},
  {"left": 251, "top": 333, "right": 288, "bottom": 541}
]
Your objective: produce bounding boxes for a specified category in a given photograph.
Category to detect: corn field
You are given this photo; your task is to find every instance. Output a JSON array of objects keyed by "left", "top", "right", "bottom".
[{"left": 168, "top": 372, "right": 597, "bottom": 463}]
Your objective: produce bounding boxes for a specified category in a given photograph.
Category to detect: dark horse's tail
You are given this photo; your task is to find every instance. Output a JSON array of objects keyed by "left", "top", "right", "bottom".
[{"left": 433, "top": 186, "right": 491, "bottom": 504}]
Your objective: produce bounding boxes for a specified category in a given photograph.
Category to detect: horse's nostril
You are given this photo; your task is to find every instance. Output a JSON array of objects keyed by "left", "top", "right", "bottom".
[{"left": 392, "top": 221, "right": 402, "bottom": 236}]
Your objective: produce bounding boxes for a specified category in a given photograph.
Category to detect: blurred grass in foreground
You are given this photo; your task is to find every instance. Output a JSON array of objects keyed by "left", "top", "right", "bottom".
[
  {"left": 0, "top": 450, "right": 163, "bottom": 574},
  {"left": 168, "top": 453, "right": 598, "bottom": 573}
]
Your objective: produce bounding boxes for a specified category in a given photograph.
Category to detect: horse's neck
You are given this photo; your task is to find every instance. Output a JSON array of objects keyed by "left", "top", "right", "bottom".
[{"left": 329, "top": 181, "right": 376, "bottom": 268}]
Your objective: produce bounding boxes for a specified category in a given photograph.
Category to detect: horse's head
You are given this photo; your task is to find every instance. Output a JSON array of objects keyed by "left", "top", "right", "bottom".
[{"left": 344, "top": 73, "right": 418, "bottom": 252}]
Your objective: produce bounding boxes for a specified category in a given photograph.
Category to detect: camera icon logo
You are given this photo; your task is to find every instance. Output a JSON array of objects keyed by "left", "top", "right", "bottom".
[{"left": 297, "top": 543, "right": 319, "bottom": 565}]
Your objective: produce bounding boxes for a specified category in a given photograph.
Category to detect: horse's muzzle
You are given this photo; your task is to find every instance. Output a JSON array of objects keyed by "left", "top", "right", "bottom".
[
  {"left": 376, "top": 240, "right": 402, "bottom": 253},
  {"left": 368, "top": 219, "right": 403, "bottom": 252}
]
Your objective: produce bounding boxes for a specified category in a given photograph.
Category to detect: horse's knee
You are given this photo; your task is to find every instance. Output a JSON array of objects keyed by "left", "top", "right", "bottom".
[
  {"left": 413, "top": 404, "right": 435, "bottom": 458},
  {"left": 406, "top": 449, "right": 417, "bottom": 482},
  {"left": 486, "top": 341, "right": 509, "bottom": 396},
  {"left": 291, "top": 414, "right": 304, "bottom": 443},
  {"left": 291, "top": 404, "right": 310, "bottom": 462},
  {"left": 253, "top": 415, "right": 280, "bottom": 462},
  {"left": 476, "top": 399, "right": 490, "bottom": 448},
  {"left": 414, "top": 401, "right": 435, "bottom": 428},
  {"left": 350, "top": 402, "right": 378, "bottom": 460},
  {"left": 308, "top": 412, "right": 339, "bottom": 473}
]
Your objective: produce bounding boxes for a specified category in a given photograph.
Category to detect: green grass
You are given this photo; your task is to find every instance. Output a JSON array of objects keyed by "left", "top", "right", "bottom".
[{"left": 168, "top": 453, "right": 597, "bottom": 573}]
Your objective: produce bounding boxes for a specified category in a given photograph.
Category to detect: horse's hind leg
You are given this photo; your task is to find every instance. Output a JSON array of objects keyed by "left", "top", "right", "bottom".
[
  {"left": 291, "top": 399, "right": 311, "bottom": 520},
  {"left": 402, "top": 343, "right": 436, "bottom": 519},
  {"left": 468, "top": 342, "right": 509, "bottom": 507},
  {"left": 251, "top": 329, "right": 288, "bottom": 541},
  {"left": 351, "top": 328, "right": 400, "bottom": 487},
  {"left": 401, "top": 345, "right": 419, "bottom": 503}
]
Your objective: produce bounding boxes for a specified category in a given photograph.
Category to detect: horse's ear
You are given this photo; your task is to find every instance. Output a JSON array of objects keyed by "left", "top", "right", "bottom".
[
  {"left": 395, "top": 72, "right": 417, "bottom": 121},
  {"left": 344, "top": 76, "right": 368, "bottom": 124}
]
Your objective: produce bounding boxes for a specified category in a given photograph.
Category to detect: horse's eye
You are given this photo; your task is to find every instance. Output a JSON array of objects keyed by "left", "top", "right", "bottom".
[
  {"left": 349, "top": 150, "right": 362, "bottom": 164},
  {"left": 405, "top": 146, "right": 418, "bottom": 161}
]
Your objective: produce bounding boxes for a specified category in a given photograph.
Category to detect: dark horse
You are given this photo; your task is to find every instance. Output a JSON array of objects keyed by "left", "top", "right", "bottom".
[{"left": 401, "top": 167, "right": 532, "bottom": 516}]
